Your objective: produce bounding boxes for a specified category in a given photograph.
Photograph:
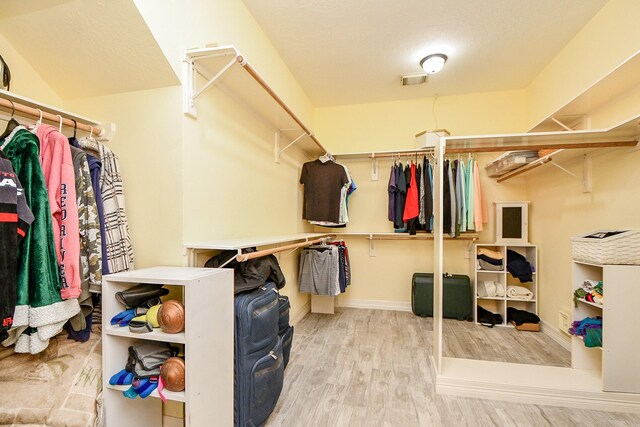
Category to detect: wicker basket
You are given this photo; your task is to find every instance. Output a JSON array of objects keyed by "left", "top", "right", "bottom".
[{"left": 571, "top": 230, "right": 640, "bottom": 265}]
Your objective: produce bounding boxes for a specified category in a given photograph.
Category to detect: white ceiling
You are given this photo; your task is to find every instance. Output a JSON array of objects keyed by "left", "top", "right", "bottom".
[
  {"left": 242, "top": 0, "right": 608, "bottom": 107},
  {"left": 0, "top": 0, "right": 178, "bottom": 100}
]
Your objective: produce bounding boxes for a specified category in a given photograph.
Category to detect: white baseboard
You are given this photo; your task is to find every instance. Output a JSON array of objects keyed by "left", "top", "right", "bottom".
[
  {"left": 336, "top": 298, "right": 412, "bottom": 312},
  {"left": 435, "top": 357, "right": 640, "bottom": 413},
  {"left": 540, "top": 319, "right": 571, "bottom": 351},
  {"left": 291, "top": 300, "right": 311, "bottom": 326}
]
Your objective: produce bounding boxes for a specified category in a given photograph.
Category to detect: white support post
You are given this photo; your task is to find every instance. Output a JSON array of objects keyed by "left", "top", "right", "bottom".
[
  {"left": 583, "top": 155, "right": 592, "bottom": 193},
  {"left": 371, "top": 154, "right": 379, "bottom": 181}
]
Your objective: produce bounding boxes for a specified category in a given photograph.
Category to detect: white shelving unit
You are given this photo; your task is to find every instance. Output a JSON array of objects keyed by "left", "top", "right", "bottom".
[
  {"left": 472, "top": 244, "right": 538, "bottom": 326},
  {"left": 571, "top": 261, "right": 640, "bottom": 393},
  {"left": 102, "top": 267, "right": 234, "bottom": 427}
]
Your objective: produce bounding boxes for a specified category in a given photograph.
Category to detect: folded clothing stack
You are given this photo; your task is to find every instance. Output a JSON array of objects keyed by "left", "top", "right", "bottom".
[
  {"left": 507, "top": 307, "right": 540, "bottom": 331},
  {"left": 477, "top": 280, "right": 505, "bottom": 297},
  {"left": 506, "top": 285, "right": 533, "bottom": 301},
  {"left": 477, "top": 248, "right": 503, "bottom": 271},
  {"left": 569, "top": 316, "right": 603, "bottom": 348},
  {"left": 573, "top": 280, "right": 603, "bottom": 307}
]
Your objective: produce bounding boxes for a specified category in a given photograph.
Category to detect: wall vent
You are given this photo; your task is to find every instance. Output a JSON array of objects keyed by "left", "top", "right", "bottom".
[{"left": 558, "top": 310, "right": 571, "bottom": 335}]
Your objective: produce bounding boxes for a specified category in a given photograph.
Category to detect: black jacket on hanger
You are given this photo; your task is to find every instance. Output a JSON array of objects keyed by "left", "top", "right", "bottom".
[{"left": 205, "top": 248, "right": 286, "bottom": 294}]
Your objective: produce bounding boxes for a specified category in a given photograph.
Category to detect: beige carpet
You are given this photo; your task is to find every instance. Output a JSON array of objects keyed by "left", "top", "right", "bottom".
[{"left": 0, "top": 323, "right": 102, "bottom": 427}]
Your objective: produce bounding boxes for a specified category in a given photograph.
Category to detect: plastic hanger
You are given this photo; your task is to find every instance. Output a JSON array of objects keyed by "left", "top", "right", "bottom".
[
  {"left": 0, "top": 100, "right": 19, "bottom": 140},
  {"left": 57, "top": 114, "right": 63, "bottom": 133},
  {"left": 71, "top": 119, "right": 77, "bottom": 138}
]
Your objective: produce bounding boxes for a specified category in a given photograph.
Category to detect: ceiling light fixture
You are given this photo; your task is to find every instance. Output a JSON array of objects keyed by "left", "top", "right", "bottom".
[{"left": 420, "top": 53, "right": 448, "bottom": 74}]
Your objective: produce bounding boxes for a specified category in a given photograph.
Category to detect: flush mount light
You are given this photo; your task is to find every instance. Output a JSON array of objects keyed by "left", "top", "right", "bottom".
[{"left": 420, "top": 53, "right": 448, "bottom": 74}]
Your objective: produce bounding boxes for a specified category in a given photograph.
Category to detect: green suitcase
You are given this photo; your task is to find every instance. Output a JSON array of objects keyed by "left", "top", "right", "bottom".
[{"left": 411, "top": 273, "right": 472, "bottom": 321}]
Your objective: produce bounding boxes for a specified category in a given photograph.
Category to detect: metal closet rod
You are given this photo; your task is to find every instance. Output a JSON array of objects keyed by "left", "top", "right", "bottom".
[
  {"left": 235, "top": 235, "right": 336, "bottom": 262},
  {"left": 237, "top": 56, "right": 326, "bottom": 154},
  {"left": 0, "top": 96, "right": 102, "bottom": 137}
]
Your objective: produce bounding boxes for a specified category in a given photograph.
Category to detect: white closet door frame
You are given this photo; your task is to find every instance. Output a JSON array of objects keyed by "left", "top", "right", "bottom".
[{"left": 431, "top": 136, "right": 445, "bottom": 373}]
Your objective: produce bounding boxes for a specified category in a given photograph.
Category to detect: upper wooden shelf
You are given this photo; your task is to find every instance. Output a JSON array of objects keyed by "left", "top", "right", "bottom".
[{"left": 183, "top": 45, "right": 326, "bottom": 161}]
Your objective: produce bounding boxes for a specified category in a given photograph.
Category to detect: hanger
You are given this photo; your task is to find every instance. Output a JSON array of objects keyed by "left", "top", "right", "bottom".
[
  {"left": 71, "top": 119, "right": 77, "bottom": 138},
  {"left": 56, "top": 114, "right": 63, "bottom": 133},
  {"left": 78, "top": 125, "right": 101, "bottom": 154},
  {"left": 0, "top": 100, "right": 20, "bottom": 140},
  {"left": 319, "top": 152, "right": 335, "bottom": 163}
]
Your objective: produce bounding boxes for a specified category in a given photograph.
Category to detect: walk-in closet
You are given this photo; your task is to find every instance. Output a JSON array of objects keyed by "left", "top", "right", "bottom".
[{"left": 1, "top": 1, "right": 640, "bottom": 426}]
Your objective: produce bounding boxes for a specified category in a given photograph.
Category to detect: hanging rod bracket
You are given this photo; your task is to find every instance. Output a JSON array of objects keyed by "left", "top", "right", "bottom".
[
  {"left": 275, "top": 130, "right": 310, "bottom": 163},
  {"left": 371, "top": 153, "right": 379, "bottom": 181}
]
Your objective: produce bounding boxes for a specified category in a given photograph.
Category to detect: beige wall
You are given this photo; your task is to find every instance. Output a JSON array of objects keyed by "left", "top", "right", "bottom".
[
  {"left": 64, "top": 86, "right": 184, "bottom": 268},
  {"left": 524, "top": 145, "right": 640, "bottom": 329},
  {"left": 0, "top": 33, "right": 62, "bottom": 105},
  {"left": 316, "top": 90, "right": 527, "bottom": 153},
  {"left": 525, "top": 0, "right": 640, "bottom": 130},
  {"left": 315, "top": 91, "right": 529, "bottom": 306}
]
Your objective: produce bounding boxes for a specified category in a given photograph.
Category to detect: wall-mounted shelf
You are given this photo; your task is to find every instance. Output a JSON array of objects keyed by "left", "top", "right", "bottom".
[
  {"left": 445, "top": 118, "right": 639, "bottom": 184},
  {"left": 184, "top": 233, "right": 333, "bottom": 266},
  {"left": 183, "top": 45, "right": 326, "bottom": 162}
]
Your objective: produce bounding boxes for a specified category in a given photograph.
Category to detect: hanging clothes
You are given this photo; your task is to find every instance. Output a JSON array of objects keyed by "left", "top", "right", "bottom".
[
  {"left": 36, "top": 124, "right": 81, "bottom": 300},
  {"left": 418, "top": 157, "right": 426, "bottom": 226},
  {"left": 456, "top": 159, "right": 467, "bottom": 232},
  {"left": 394, "top": 163, "right": 407, "bottom": 230},
  {"left": 0, "top": 126, "right": 80, "bottom": 354},
  {"left": 425, "top": 158, "right": 433, "bottom": 232},
  {"left": 403, "top": 162, "right": 419, "bottom": 222},
  {"left": 299, "top": 245, "right": 340, "bottom": 296},
  {"left": 0, "top": 153, "right": 34, "bottom": 343},
  {"left": 300, "top": 158, "right": 349, "bottom": 224},
  {"left": 78, "top": 137, "right": 135, "bottom": 274},
  {"left": 298, "top": 240, "right": 351, "bottom": 296},
  {"left": 73, "top": 136, "right": 108, "bottom": 275},
  {"left": 66, "top": 146, "right": 102, "bottom": 339},
  {"left": 387, "top": 163, "right": 396, "bottom": 223},
  {"left": 466, "top": 158, "right": 475, "bottom": 231},
  {"left": 473, "top": 160, "right": 487, "bottom": 231}
]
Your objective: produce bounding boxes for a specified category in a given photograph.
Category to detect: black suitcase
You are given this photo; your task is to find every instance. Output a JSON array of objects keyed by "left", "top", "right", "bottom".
[
  {"left": 277, "top": 296, "right": 293, "bottom": 369},
  {"left": 411, "top": 273, "right": 472, "bottom": 321},
  {"left": 234, "top": 282, "right": 284, "bottom": 427}
]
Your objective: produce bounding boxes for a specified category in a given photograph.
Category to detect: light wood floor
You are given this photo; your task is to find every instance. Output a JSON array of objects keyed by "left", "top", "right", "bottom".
[{"left": 266, "top": 308, "right": 640, "bottom": 427}]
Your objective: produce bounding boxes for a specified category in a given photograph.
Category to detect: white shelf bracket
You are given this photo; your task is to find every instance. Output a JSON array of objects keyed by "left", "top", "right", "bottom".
[
  {"left": 549, "top": 161, "right": 578, "bottom": 179},
  {"left": 368, "top": 234, "right": 376, "bottom": 257},
  {"left": 551, "top": 116, "right": 575, "bottom": 132},
  {"left": 275, "top": 130, "right": 308, "bottom": 163},
  {"left": 583, "top": 155, "right": 592, "bottom": 193},
  {"left": 371, "top": 153, "right": 379, "bottom": 181},
  {"left": 183, "top": 57, "right": 198, "bottom": 118},
  {"left": 183, "top": 51, "right": 238, "bottom": 118}
]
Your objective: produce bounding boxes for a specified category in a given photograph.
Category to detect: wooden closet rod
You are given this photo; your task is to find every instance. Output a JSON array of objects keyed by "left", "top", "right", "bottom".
[
  {"left": 238, "top": 57, "right": 327, "bottom": 154},
  {"left": 236, "top": 235, "right": 336, "bottom": 262},
  {"left": 446, "top": 140, "right": 637, "bottom": 154},
  {"left": 335, "top": 140, "right": 637, "bottom": 160},
  {"left": 0, "top": 96, "right": 102, "bottom": 137}
]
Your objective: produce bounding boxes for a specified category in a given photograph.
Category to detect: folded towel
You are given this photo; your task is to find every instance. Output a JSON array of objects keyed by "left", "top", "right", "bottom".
[
  {"left": 507, "top": 285, "right": 533, "bottom": 301},
  {"left": 478, "top": 248, "right": 504, "bottom": 260}
]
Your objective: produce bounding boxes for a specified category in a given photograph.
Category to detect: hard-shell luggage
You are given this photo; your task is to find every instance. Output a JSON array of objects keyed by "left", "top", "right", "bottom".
[
  {"left": 411, "top": 273, "right": 472, "bottom": 320},
  {"left": 234, "top": 282, "right": 284, "bottom": 426},
  {"left": 277, "top": 296, "right": 294, "bottom": 369}
]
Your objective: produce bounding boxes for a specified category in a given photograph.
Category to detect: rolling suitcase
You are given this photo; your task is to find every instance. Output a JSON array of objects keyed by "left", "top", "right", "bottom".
[
  {"left": 411, "top": 273, "right": 472, "bottom": 321},
  {"left": 277, "top": 295, "right": 294, "bottom": 369},
  {"left": 234, "top": 282, "right": 284, "bottom": 426}
]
